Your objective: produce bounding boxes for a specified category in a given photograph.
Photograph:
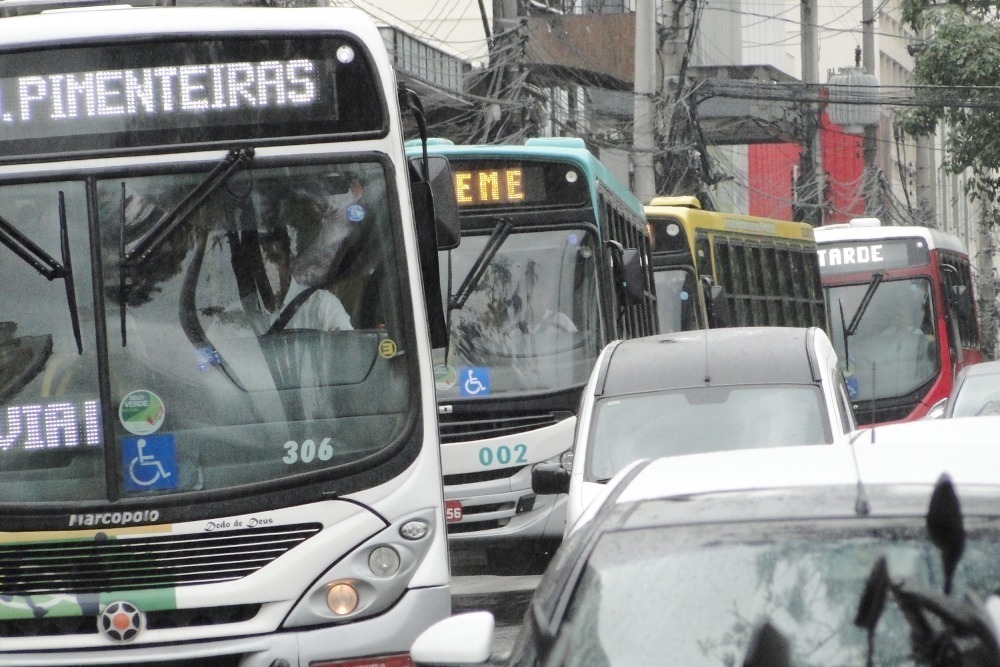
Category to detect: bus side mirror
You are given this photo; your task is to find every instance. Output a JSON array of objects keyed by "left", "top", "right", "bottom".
[
  {"left": 409, "top": 155, "right": 460, "bottom": 349},
  {"left": 949, "top": 284, "right": 973, "bottom": 323},
  {"left": 702, "top": 277, "right": 731, "bottom": 328},
  {"left": 409, "top": 155, "right": 461, "bottom": 250},
  {"left": 608, "top": 241, "right": 646, "bottom": 305}
]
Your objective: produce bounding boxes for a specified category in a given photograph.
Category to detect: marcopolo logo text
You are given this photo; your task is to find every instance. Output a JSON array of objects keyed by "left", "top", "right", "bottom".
[{"left": 68, "top": 510, "right": 160, "bottom": 527}]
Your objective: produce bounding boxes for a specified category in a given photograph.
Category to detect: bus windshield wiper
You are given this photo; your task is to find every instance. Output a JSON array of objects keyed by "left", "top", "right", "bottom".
[
  {"left": 449, "top": 217, "right": 513, "bottom": 312},
  {"left": 845, "top": 270, "right": 884, "bottom": 337},
  {"left": 119, "top": 147, "right": 254, "bottom": 345},
  {"left": 0, "top": 192, "right": 83, "bottom": 354},
  {"left": 123, "top": 147, "right": 254, "bottom": 269}
]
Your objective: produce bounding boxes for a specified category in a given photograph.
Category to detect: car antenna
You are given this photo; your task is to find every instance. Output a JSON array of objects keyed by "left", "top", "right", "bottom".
[
  {"left": 702, "top": 328, "right": 711, "bottom": 383},
  {"left": 848, "top": 431, "right": 870, "bottom": 516}
]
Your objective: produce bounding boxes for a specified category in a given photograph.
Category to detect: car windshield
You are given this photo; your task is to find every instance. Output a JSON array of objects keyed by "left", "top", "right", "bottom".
[
  {"left": 827, "top": 278, "right": 939, "bottom": 402},
  {"left": 587, "top": 384, "right": 830, "bottom": 482},
  {"left": 433, "top": 228, "right": 601, "bottom": 399},
  {"left": 548, "top": 518, "right": 1000, "bottom": 666},
  {"left": 0, "top": 159, "right": 412, "bottom": 502}
]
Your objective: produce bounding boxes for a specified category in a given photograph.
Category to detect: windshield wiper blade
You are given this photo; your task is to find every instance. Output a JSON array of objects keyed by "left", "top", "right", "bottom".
[
  {"left": 119, "top": 147, "right": 254, "bottom": 346},
  {"left": 449, "top": 216, "right": 513, "bottom": 312},
  {"left": 123, "top": 147, "right": 254, "bottom": 268},
  {"left": 0, "top": 193, "right": 83, "bottom": 354},
  {"left": 845, "top": 270, "right": 884, "bottom": 337}
]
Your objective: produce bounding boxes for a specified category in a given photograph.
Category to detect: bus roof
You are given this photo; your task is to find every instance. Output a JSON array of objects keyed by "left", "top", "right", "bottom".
[
  {"left": 0, "top": 4, "right": 380, "bottom": 42},
  {"left": 644, "top": 199, "right": 816, "bottom": 242},
  {"left": 815, "top": 223, "right": 968, "bottom": 256},
  {"left": 405, "top": 137, "right": 645, "bottom": 216}
]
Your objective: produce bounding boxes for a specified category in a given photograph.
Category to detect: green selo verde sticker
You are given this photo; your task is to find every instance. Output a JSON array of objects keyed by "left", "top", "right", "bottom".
[{"left": 119, "top": 390, "right": 165, "bottom": 435}]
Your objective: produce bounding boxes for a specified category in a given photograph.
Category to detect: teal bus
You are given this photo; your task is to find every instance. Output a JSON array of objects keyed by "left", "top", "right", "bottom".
[{"left": 407, "top": 137, "right": 657, "bottom": 570}]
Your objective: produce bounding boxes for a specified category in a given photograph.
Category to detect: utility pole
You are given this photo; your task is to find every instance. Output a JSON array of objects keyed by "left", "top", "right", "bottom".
[
  {"left": 799, "top": 0, "right": 823, "bottom": 225},
  {"left": 633, "top": 0, "right": 657, "bottom": 204},
  {"left": 861, "top": 0, "right": 879, "bottom": 216}
]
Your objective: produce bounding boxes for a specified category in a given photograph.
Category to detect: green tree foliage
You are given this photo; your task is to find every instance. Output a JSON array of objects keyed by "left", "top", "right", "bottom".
[
  {"left": 895, "top": 4, "right": 1000, "bottom": 355},
  {"left": 896, "top": 9, "right": 1000, "bottom": 175}
]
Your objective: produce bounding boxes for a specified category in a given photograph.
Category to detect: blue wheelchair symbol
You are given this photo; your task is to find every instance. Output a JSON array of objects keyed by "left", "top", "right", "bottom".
[
  {"left": 459, "top": 367, "right": 491, "bottom": 397},
  {"left": 846, "top": 376, "right": 859, "bottom": 400},
  {"left": 121, "top": 434, "right": 179, "bottom": 491}
]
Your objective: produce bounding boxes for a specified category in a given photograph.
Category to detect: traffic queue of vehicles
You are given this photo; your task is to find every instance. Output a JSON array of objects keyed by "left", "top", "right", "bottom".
[
  {"left": 410, "top": 208, "right": 1000, "bottom": 665},
  {"left": 0, "top": 2, "right": 995, "bottom": 658}
]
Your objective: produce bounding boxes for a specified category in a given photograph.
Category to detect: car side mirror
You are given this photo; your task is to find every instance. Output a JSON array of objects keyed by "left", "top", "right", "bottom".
[
  {"left": 532, "top": 462, "right": 570, "bottom": 495},
  {"left": 411, "top": 611, "right": 495, "bottom": 666}
]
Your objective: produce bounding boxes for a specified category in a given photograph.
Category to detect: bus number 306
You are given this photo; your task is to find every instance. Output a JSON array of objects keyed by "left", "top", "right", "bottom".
[
  {"left": 478, "top": 444, "right": 528, "bottom": 466},
  {"left": 283, "top": 439, "right": 336, "bottom": 464}
]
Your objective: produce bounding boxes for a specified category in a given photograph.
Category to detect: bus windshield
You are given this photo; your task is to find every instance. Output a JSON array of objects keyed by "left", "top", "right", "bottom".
[
  {"left": 435, "top": 227, "right": 601, "bottom": 399},
  {"left": 0, "top": 158, "right": 410, "bottom": 503},
  {"left": 827, "top": 278, "right": 939, "bottom": 402}
]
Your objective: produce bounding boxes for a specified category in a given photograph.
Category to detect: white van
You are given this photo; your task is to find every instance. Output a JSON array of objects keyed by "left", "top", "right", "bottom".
[{"left": 533, "top": 326, "right": 858, "bottom": 535}]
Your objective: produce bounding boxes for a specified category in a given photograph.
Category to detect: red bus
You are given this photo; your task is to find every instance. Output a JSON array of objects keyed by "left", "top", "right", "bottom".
[{"left": 815, "top": 219, "right": 984, "bottom": 425}]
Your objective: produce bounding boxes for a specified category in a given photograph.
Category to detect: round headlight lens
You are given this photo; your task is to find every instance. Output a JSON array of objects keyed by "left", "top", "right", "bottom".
[
  {"left": 326, "top": 582, "right": 359, "bottom": 615},
  {"left": 560, "top": 449, "right": 575, "bottom": 471},
  {"left": 368, "top": 546, "right": 401, "bottom": 577},
  {"left": 399, "top": 519, "right": 429, "bottom": 540}
]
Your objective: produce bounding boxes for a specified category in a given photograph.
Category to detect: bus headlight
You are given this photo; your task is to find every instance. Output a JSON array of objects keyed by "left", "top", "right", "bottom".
[
  {"left": 282, "top": 507, "right": 441, "bottom": 629},
  {"left": 559, "top": 449, "right": 574, "bottom": 472},
  {"left": 399, "top": 518, "right": 429, "bottom": 540},
  {"left": 325, "top": 582, "right": 360, "bottom": 616},
  {"left": 368, "top": 546, "right": 401, "bottom": 577}
]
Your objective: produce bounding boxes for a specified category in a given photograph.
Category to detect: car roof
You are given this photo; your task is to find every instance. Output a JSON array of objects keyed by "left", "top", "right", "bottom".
[
  {"left": 957, "top": 359, "right": 1000, "bottom": 380},
  {"left": 614, "top": 432, "right": 1000, "bottom": 508},
  {"left": 597, "top": 327, "right": 822, "bottom": 396},
  {"left": 851, "top": 414, "right": 1000, "bottom": 443}
]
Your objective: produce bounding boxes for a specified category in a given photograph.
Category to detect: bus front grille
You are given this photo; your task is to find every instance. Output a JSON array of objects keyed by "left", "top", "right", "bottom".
[
  {"left": 443, "top": 466, "right": 526, "bottom": 487},
  {"left": 0, "top": 604, "right": 260, "bottom": 638},
  {"left": 438, "top": 410, "right": 568, "bottom": 443},
  {"left": 854, "top": 399, "right": 920, "bottom": 425},
  {"left": 0, "top": 523, "right": 322, "bottom": 596}
]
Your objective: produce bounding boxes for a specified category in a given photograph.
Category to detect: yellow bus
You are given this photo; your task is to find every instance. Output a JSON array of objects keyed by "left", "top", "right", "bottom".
[{"left": 646, "top": 196, "right": 828, "bottom": 332}]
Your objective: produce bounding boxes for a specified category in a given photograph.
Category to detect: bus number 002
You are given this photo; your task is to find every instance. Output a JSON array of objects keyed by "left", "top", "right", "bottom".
[
  {"left": 478, "top": 444, "right": 528, "bottom": 466},
  {"left": 283, "top": 439, "right": 335, "bottom": 464}
]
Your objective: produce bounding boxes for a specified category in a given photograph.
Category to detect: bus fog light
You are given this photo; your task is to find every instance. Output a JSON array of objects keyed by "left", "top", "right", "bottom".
[
  {"left": 326, "top": 582, "right": 359, "bottom": 615},
  {"left": 399, "top": 519, "right": 429, "bottom": 540},
  {"left": 559, "top": 449, "right": 574, "bottom": 472},
  {"left": 368, "top": 546, "right": 401, "bottom": 577}
]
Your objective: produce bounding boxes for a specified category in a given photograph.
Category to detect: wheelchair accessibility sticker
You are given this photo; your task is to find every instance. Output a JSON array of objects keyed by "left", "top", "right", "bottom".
[
  {"left": 121, "top": 434, "right": 178, "bottom": 491},
  {"left": 459, "top": 367, "right": 491, "bottom": 397}
]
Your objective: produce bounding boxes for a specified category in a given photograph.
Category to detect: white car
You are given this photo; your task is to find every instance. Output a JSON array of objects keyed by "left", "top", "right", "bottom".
[
  {"left": 533, "top": 326, "right": 858, "bottom": 535},
  {"left": 415, "top": 437, "right": 1000, "bottom": 666}
]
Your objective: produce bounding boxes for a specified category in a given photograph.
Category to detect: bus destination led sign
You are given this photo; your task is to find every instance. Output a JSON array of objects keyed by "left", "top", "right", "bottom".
[
  {"left": 454, "top": 166, "right": 540, "bottom": 207},
  {"left": 818, "top": 238, "right": 930, "bottom": 276},
  {"left": 5, "top": 59, "right": 320, "bottom": 127},
  {"left": 0, "top": 37, "right": 386, "bottom": 158},
  {"left": 0, "top": 399, "right": 102, "bottom": 451}
]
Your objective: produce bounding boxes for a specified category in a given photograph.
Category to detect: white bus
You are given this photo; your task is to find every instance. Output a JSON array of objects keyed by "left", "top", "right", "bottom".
[{"left": 0, "top": 5, "right": 458, "bottom": 666}]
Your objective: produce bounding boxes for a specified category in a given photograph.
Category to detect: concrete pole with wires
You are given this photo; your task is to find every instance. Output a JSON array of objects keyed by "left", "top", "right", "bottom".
[
  {"left": 861, "top": 0, "right": 879, "bottom": 216},
  {"left": 633, "top": 0, "right": 657, "bottom": 204},
  {"left": 800, "top": 0, "right": 824, "bottom": 225}
]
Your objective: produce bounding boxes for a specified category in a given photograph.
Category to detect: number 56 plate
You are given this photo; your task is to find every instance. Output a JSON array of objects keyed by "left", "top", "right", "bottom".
[{"left": 445, "top": 500, "right": 463, "bottom": 523}]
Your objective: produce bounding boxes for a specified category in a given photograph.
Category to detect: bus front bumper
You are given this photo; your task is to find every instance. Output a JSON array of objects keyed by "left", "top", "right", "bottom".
[{"left": 0, "top": 586, "right": 450, "bottom": 667}]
